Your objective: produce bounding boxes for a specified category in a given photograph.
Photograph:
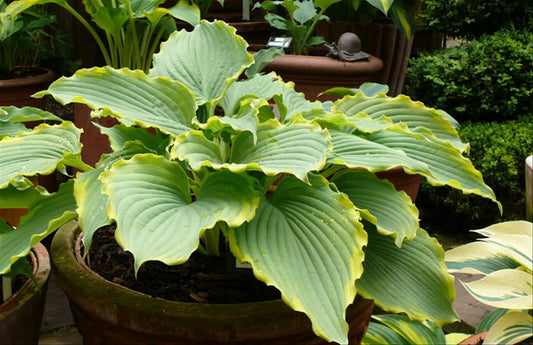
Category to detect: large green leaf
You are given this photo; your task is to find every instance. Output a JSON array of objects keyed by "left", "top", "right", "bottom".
[
  {"left": 172, "top": 120, "right": 330, "bottom": 182},
  {"left": 327, "top": 129, "right": 433, "bottom": 177},
  {"left": 76, "top": 141, "right": 161, "bottom": 252},
  {"left": 100, "top": 154, "right": 259, "bottom": 272},
  {"left": 0, "top": 122, "right": 86, "bottom": 188},
  {"left": 359, "top": 128, "right": 499, "bottom": 205},
  {"left": 0, "top": 180, "right": 77, "bottom": 274},
  {"left": 356, "top": 225, "right": 457, "bottom": 326},
  {"left": 165, "top": 1, "right": 200, "bottom": 26},
  {"left": 334, "top": 93, "right": 466, "bottom": 151},
  {"left": 226, "top": 174, "right": 367, "bottom": 344},
  {"left": 38, "top": 67, "right": 197, "bottom": 136},
  {"left": 332, "top": 169, "right": 419, "bottom": 245},
  {"left": 150, "top": 21, "right": 253, "bottom": 105}
]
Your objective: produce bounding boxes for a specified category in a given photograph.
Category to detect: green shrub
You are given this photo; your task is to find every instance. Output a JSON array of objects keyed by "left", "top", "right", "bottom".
[
  {"left": 419, "top": 0, "right": 533, "bottom": 40},
  {"left": 417, "top": 119, "right": 533, "bottom": 235},
  {"left": 405, "top": 29, "right": 533, "bottom": 123}
]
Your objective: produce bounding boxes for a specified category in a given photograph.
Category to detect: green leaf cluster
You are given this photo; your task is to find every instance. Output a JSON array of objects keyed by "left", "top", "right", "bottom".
[
  {"left": 0, "top": 20, "right": 500, "bottom": 344},
  {"left": 419, "top": 0, "right": 533, "bottom": 40},
  {"left": 0, "top": 0, "right": 59, "bottom": 74},
  {"left": 405, "top": 28, "right": 533, "bottom": 123},
  {"left": 4, "top": 0, "right": 204, "bottom": 72}
]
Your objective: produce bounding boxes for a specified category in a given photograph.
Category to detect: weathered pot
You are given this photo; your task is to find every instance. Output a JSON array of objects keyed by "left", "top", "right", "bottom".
[
  {"left": 263, "top": 54, "right": 383, "bottom": 101},
  {"left": 51, "top": 221, "right": 375, "bottom": 345},
  {"left": 0, "top": 243, "right": 51, "bottom": 345},
  {"left": 0, "top": 67, "right": 54, "bottom": 109}
]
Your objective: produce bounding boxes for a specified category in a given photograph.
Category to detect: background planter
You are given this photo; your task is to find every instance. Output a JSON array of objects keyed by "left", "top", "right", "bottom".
[
  {"left": 0, "top": 243, "right": 51, "bottom": 345},
  {"left": 51, "top": 222, "right": 375, "bottom": 345},
  {"left": 263, "top": 55, "right": 383, "bottom": 101},
  {"left": 0, "top": 67, "right": 54, "bottom": 109}
]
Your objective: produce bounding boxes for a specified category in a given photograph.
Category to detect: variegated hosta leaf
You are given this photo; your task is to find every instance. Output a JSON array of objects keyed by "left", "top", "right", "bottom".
[
  {"left": 356, "top": 225, "right": 457, "bottom": 326},
  {"left": 359, "top": 128, "right": 499, "bottom": 205},
  {"left": 172, "top": 120, "right": 330, "bottom": 182},
  {"left": 333, "top": 93, "right": 466, "bottom": 151},
  {"left": 369, "top": 315, "right": 447, "bottom": 345},
  {"left": 362, "top": 321, "right": 410, "bottom": 345},
  {"left": 332, "top": 169, "right": 419, "bottom": 245},
  {"left": 38, "top": 67, "right": 197, "bottom": 136},
  {"left": 150, "top": 21, "right": 253, "bottom": 105},
  {"left": 226, "top": 174, "right": 367, "bottom": 344},
  {"left": 219, "top": 73, "right": 284, "bottom": 114},
  {"left": 164, "top": 2, "right": 201, "bottom": 26},
  {"left": 0, "top": 180, "right": 77, "bottom": 274},
  {"left": 0, "top": 122, "right": 87, "bottom": 188},
  {"left": 459, "top": 269, "right": 533, "bottom": 309},
  {"left": 446, "top": 221, "right": 532, "bottom": 273},
  {"left": 327, "top": 129, "right": 433, "bottom": 177},
  {"left": 100, "top": 154, "right": 259, "bottom": 272},
  {"left": 485, "top": 311, "right": 533, "bottom": 345},
  {"left": 474, "top": 220, "right": 533, "bottom": 238},
  {"left": 446, "top": 241, "right": 522, "bottom": 275},
  {"left": 96, "top": 124, "right": 171, "bottom": 154}
]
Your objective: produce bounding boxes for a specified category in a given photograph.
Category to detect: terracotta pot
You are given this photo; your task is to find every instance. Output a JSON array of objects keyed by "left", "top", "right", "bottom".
[
  {"left": 0, "top": 67, "right": 54, "bottom": 109},
  {"left": 376, "top": 167, "right": 421, "bottom": 202},
  {"left": 263, "top": 54, "right": 383, "bottom": 101},
  {"left": 0, "top": 243, "right": 51, "bottom": 345},
  {"left": 459, "top": 331, "right": 488, "bottom": 345},
  {"left": 51, "top": 221, "right": 375, "bottom": 345}
]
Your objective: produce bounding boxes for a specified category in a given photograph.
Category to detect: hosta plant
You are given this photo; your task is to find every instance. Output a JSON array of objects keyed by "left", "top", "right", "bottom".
[{"left": 0, "top": 20, "right": 500, "bottom": 344}]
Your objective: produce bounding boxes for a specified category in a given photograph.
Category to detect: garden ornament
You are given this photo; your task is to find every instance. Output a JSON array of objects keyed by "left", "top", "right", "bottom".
[{"left": 326, "top": 32, "right": 370, "bottom": 62}]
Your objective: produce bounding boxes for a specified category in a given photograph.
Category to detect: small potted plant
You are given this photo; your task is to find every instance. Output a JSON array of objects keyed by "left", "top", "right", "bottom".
[
  {"left": 254, "top": 0, "right": 417, "bottom": 99},
  {"left": 0, "top": 20, "right": 500, "bottom": 344},
  {"left": 0, "top": 0, "right": 58, "bottom": 109}
]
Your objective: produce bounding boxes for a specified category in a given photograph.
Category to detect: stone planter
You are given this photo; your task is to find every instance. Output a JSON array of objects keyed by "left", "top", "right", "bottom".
[
  {"left": 0, "top": 243, "right": 51, "bottom": 345},
  {"left": 51, "top": 221, "right": 375, "bottom": 345}
]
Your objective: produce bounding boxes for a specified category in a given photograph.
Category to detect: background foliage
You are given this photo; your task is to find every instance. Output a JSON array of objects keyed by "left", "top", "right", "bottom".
[
  {"left": 405, "top": 28, "right": 533, "bottom": 123},
  {"left": 418, "top": 0, "right": 533, "bottom": 40}
]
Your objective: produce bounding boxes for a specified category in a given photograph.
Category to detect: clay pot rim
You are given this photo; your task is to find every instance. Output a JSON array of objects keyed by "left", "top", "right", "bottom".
[
  {"left": 266, "top": 54, "right": 384, "bottom": 76},
  {"left": 0, "top": 67, "right": 55, "bottom": 88},
  {"left": 0, "top": 243, "right": 51, "bottom": 314}
]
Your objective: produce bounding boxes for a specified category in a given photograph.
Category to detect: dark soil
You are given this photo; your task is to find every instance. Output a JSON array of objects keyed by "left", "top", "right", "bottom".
[
  {"left": 85, "top": 226, "right": 281, "bottom": 304},
  {"left": 0, "top": 66, "right": 49, "bottom": 80}
]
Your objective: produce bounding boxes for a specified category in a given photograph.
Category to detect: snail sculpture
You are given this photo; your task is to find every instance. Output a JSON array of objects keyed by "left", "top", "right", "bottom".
[{"left": 325, "top": 32, "right": 370, "bottom": 62}]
